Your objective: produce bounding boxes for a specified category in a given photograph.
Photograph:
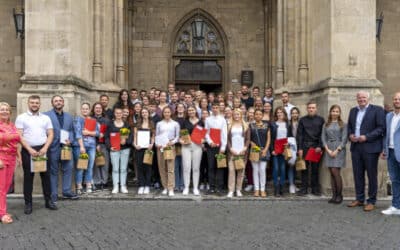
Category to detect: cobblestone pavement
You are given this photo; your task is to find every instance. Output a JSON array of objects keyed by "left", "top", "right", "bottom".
[{"left": 1, "top": 192, "right": 400, "bottom": 250}]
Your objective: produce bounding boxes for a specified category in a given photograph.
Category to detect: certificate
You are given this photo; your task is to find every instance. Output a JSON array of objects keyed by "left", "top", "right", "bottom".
[
  {"left": 155, "top": 134, "right": 169, "bottom": 147},
  {"left": 60, "top": 129, "right": 69, "bottom": 144},
  {"left": 137, "top": 130, "right": 151, "bottom": 148},
  {"left": 232, "top": 135, "right": 244, "bottom": 154}
]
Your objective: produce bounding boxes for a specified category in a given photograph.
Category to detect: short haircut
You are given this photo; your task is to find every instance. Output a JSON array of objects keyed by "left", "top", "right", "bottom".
[
  {"left": 99, "top": 94, "right": 109, "bottom": 99},
  {"left": 253, "top": 86, "right": 260, "bottom": 90},
  {"left": 307, "top": 100, "right": 317, "bottom": 106},
  {"left": 129, "top": 88, "right": 138, "bottom": 92},
  {"left": 28, "top": 95, "right": 41, "bottom": 101},
  {"left": 212, "top": 101, "right": 220, "bottom": 107},
  {"left": 51, "top": 95, "right": 64, "bottom": 103},
  {"left": 281, "top": 91, "right": 289, "bottom": 95}
]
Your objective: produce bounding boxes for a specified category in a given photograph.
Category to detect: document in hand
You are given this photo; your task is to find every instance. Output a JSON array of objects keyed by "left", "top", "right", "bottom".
[
  {"left": 191, "top": 125, "right": 207, "bottom": 144},
  {"left": 84, "top": 118, "right": 97, "bottom": 132},
  {"left": 99, "top": 124, "right": 107, "bottom": 143},
  {"left": 305, "top": 147, "right": 322, "bottom": 163},
  {"left": 274, "top": 138, "right": 288, "bottom": 154},
  {"left": 209, "top": 128, "right": 221, "bottom": 146},
  {"left": 110, "top": 132, "right": 121, "bottom": 151}
]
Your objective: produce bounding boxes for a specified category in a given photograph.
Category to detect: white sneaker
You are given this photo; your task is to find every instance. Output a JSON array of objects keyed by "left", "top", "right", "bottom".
[
  {"left": 227, "top": 192, "right": 234, "bottom": 198},
  {"left": 244, "top": 185, "right": 253, "bottom": 192},
  {"left": 162, "top": 189, "right": 168, "bottom": 195},
  {"left": 182, "top": 188, "right": 189, "bottom": 195},
  {"left": 289, "top": 184, "right": 296, "bottom": 194},
  {"left": 111, "top": 186, "right": 119, "bottom": 194},
  {"left": 236, "top": 190, "right": 243, "bottom": 197},
  {"left": 193, "top": 189, "right": 200, "bottom": 196},
  {"left": 138, "top": 187, "right": 144, "bottom": 195},
  {"left": 143, "top": 186, "right": 150, "bottom": 194},
  {"left": 199, "top": 184, "right": 205, "bottom": 190},
  {"left": 168, "top": 190, "right": 175, "bottom": 197},
  {"left": 382, "top": 206, "right": 400, "bottom": 215},
  {"left": 121, "top": 186, "right": 128, "bottom": 194},
  {"left": 206, "top": 184, "right": 210, "bottom": 190}
]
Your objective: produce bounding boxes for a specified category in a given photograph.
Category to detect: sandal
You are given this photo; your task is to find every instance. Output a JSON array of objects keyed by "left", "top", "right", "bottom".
[{"left": 1, "top": 214, "right": 13, "bottom": 224}]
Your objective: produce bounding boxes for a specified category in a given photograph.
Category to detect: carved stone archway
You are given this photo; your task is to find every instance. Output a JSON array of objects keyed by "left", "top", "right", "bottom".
[{"left": 169, "top": 8, "right": 229, "bottom": 93}]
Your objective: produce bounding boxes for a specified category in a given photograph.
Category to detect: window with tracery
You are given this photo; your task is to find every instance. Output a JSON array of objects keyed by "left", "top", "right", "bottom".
[{"left": 175, "top": 16, "right": 224, "bottom": 56}]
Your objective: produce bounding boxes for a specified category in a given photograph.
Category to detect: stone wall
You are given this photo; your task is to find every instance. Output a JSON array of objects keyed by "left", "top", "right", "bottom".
[
  {"left": 376, "top": 0, "right": 400, "bottom": 104},
  {"left": 0, "top": 0, "right": 24, "bottom": 107}
]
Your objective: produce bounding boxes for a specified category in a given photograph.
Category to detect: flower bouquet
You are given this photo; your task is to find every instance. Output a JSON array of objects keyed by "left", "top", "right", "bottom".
[
  {"left": 77, "top": 153, "right": 89, "bottom": 170},
  {"left": 143, "top": 149, "right": 154, "bottom": 165},
  {"left": 32, "top": 156, "right": 47, "bottom": 172},
  {"left": 215, "top": 153, "right": 227, "bottom": 168},
  {"left": 232, "top": 155, "right": 245, "bottom": 170},
  {"left": 180, "top": 129, "right": 191, "bottom": 144},
  {"left": 119, "top": 127, "right": 130, "bottom": 142},
  {"left": 95, "top": 151, "right": 106, "bottom": 167},
  {"left": 61, "top": 146, "right": 72, "bottom": 161},
  {"left": 163, "top": 146, "right": 175, "bottom": 160},
  {"left": 249, "top": 145, "right": 261, "bottom": 162}
]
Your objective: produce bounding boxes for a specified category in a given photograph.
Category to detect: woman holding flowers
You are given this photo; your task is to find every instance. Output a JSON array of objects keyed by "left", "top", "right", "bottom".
[
  {"left": 73, "top": 102, "right": 99, "bottom": 194},
  {"left": 105, "top": 107, "right": 133, "bottom": 194},
  {"left": 133, "top": 107, "right": 155, "bottom": 195},
  {"left": 249, "top": 109, "right": 271, "bottom": 197},
  {"left": 180, "top": 105, "right": 204, "bottom": 196},
  {"left": 226, "top": 109, "right": 250, "bottom": 198}
]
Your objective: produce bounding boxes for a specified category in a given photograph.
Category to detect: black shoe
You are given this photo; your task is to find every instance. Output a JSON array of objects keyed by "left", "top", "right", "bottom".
[
  {"left": 279, "top": 185, "right": 284, "bottom": 196},
  {"left": 274, "top": 186, "right": 279, "bottom": 197},
  {"left": 215, "top": 189, "right": 223, "bottom": 196},
  {"left": 45, "top": 201, "right": 58, "bottom": 210},
  {"left": 24, "top": 203, "right": 32, "bottom": 215},
  {"left": 297, "top": 189, "right": 307, "bottom": 196},
  {"left": 311, "top": 190, "right": 321, "bottom": 196},
  {"left": 206, "top": 189, "right": 216, "bottom": 195},
  {"left": 328, "top": 197, "right": 336, "bottom": 203},
  {"left": 62, "top": 193, "right": 80, "bottom": 200}
]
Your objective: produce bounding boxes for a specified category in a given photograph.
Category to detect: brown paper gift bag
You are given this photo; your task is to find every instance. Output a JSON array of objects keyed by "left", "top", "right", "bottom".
[
  {"left": 295, "top": 157, "right": 306, "bottom": 171},
  {"left": 284, "top": 145, "right": 292, "bottom": 161},
  {"left": 32, "top": 160, "right": 47, "bottom": 173},
  {"left": 143, "top": 150, "right": 153, "bottom": 165},
  {"left": 249, "top": 151, "right": 260, "bottom": 162},
  {"left": 61, "top": 147, "right": 72, "bottom": 161},
  {"left": 77, "top": 159, "right": 89, "bottom": 170},
  {"left": 175, "top": 145, "right": 182, "bottom": 156},
  {"left": 216, "top": 154, "right": 227, "bottom": 168},
  {"left": 233, "top": 157, "right": 245, "bottom": 170},
  {"left": 95, "top": 155, "right": 106, "bottom": 167},
  {"left": 163, "top": 147, "right": 175, "bottom": 160}
]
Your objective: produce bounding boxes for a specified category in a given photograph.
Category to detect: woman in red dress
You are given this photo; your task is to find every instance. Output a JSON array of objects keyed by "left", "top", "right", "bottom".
[{"left": 0, "top": 102, "right": 21, "bottom": 224}]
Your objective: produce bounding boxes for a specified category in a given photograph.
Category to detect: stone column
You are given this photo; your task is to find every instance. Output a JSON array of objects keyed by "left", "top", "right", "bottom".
[
  {"left": 93, "top": 0, "right": 104, "bottom": 84},
  {"left": 116, "top": 0, "right": 125, "bottom": 88},
  {"left": 298, "top": 0, "right": 308, "bottom": 85},
  {"left": 263, "top": 0, "right": 269, "bottom": 88},
  {"left": 276, "top": 0, "right": 284, "bottom": 88}
]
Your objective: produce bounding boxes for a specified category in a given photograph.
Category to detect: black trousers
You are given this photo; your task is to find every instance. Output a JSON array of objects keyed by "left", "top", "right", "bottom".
[
  {"left": 151, "top": 145, "right": 160, "bottom": 184},
  {"left": 136, "top": 149, "right": 152, "bottom": 187},
  {"left": 206, "top": 147, "right": 224, "bottom": 190},
  {"left": 199, "top": 151, "right": 208, "bottom": 184},
  {"left": 351, "top": 145, "right": 379, "bottom": 204},
  {"left": 300, "top": 147, "right": 320, "bottom": 192},
  {"left": 21, "top": 146, "right": 51, "bottom": 205}
]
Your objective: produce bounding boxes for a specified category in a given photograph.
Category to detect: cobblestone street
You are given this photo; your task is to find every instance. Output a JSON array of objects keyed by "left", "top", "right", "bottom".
[{"left": 1, "top": 196, "right": 399, "bottom": 249}]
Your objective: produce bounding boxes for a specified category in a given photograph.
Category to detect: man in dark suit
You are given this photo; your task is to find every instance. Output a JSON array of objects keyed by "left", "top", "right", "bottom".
[
  {"left": 45, "top": 95, "right": 79, "bottom": 203},
  {"left": 347, "top": 91, "right": 385, "bottom": 211}
]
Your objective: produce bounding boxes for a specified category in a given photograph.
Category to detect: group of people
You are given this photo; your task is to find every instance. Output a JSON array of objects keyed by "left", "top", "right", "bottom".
[{"left": 1, "top": 83, "right": 400, "bottom": 224}]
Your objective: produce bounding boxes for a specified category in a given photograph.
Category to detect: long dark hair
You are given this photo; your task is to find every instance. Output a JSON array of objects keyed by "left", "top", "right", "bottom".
[
  {"left": 115, "top": 89, "right": 132, "bottom": 109},
  {"left": 136, "top": 107, "right": 155, "bottom": 131},
  {"left": 326, "top": 104, "right": 344, "bottom": 128},
  {"left": 90, "top": 102, "right": 104, "bottom": 117}
]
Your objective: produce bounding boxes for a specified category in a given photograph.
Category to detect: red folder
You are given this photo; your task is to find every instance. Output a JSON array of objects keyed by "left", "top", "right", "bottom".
[
  {"left": 305, "top": 147, "right": 322, "bottom": 163},
  {"left": 191, "top": 125, "right": 207, "bottom": 145},
  {"left": 209, "top": 128, "right": 221, "bottom": 146},
  {"left": 110, "top": 132, "right": 121, "bottom": 151},
  {"left": 274, "top": 138, "right": 288, "bottom": 154},
  {"left": 84, "top": 118, "right": 96, "bottom": 132},
  {"left": 99, "top": 124, "right": 107, "bottom": 143}
]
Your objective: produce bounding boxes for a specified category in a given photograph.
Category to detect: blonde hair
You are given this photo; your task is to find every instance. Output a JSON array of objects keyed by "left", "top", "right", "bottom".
[
  {"left": 0, "top": 102, "right": 11, "bottom": 122},
  {"left": 228, "top": 108, "right": 248, "bottom": 132}
]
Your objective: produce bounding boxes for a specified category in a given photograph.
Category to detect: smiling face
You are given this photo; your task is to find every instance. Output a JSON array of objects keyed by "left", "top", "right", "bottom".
[
  {"left": 52, "top": 96, "right": 64, "bottom": 111},
  {"left": 141, "top": 108, "right": 149, "bottom": 119},
  {"left": 94, "top": 103, "right": 103, "bottom": 116},
  {"left": 81, "top": 103, "right": 91, "bottom": 117},
  {"left": 307, "top": 103, "right": 317, "bottom": 116},
  {"left": 233, "top": 109, "right": 242, "bottom": 122},
  {"left": 0, "top": 103, "right": 11, "bottom": 122},
  {"left": 162, "top": 107, "right": 172, "bottom": 120},
  {"left": 28, "top": 97, "right": 41, "bottom": 114},
  {"left": 254, "top": 110, "right": 263, "bottom": 122},
  {"left": 356, "top": 92, "right": 369, "bottom": 108},
  {"left": 114, "top": 108, "right": 123, "bottom": 120},
  {"left": 393, "top": 93, "right": 400, "bottom": 110},
  {"left": 330, "top": 107, "right": 340, "bottom": 120},
  {"left": 187, "top": 106, "right": 197, "bottom": 118}
]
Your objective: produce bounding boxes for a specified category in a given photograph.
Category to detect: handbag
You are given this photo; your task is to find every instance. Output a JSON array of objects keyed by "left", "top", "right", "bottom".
[{"left": 254, "top": 123, "right": 270, "bottom": 161}]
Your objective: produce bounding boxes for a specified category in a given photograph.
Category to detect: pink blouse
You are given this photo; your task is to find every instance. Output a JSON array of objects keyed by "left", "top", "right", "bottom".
[{"left": 0, "top": 121, "right": 20, "bottom": 162}]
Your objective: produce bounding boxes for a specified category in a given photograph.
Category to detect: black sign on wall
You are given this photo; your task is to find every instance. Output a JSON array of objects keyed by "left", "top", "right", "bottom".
[{"left": 241, "top": 70, "right": 253, "bottom": 86}]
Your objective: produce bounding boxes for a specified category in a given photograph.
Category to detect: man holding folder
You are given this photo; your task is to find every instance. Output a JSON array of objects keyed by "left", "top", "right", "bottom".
[{"left": 205, "top": 102, "right": 228, "bottom": 195}]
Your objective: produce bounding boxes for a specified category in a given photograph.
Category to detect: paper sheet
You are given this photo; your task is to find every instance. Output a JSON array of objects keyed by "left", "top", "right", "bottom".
[
  {"left": 60, "top": 129, "right": 69, "bottom": 144},
  {"left": 137, "top": 130, "right": 151, "bottom": 148}
]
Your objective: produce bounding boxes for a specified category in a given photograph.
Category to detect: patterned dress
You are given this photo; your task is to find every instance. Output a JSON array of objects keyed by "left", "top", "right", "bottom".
[{"left": 321, "top": 122, "right": 347, "bottom": 168}]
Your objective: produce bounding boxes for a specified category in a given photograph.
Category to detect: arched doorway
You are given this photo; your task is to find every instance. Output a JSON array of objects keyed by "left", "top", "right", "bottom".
[{"left": 170, "top": 9, "right": 228, "bottom": 93}]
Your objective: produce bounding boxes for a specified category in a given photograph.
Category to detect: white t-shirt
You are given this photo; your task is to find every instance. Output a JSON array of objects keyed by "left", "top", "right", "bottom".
[{"left": 15, "top": 111, "right": 53, "bottom": 146}]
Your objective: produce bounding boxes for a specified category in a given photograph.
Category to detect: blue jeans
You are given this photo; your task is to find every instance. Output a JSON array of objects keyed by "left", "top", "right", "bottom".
[
  {"left": 174, "top": 155, "right": 184, "bottom": 189},
  {"left": 273, "top": 155, "right": 286, "bottom": 186},
  {"left": 73, "top": 146, "right": 96, "bottom": 185},
  {"left": 388, "top": 149, "right": 400, "bottom": 209},
  {"left": 48, "top": 146, "right": 74, "bottom": 202},
  {"left": 110, "top": 148, "right": 131, "bottom": 187},
  {"left": 288, "top": 165, "right": 295, "bottom": 185}
]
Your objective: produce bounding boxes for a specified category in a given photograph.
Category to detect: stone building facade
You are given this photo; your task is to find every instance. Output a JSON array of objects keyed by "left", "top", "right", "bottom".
[{"left": 0, "top": 0, "right": 398, "bottom": 194}]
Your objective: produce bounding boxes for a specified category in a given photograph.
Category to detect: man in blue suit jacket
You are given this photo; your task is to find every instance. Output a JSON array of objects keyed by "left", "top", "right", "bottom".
[
  {"left": 381, "top": 92, "right": 400, "bottom": 215},
  {"left": 347, "top": 91, "right": 385, "bottom": 211},
  {"left": 45, "top": 95, "right": 78, "bottom": 203}
]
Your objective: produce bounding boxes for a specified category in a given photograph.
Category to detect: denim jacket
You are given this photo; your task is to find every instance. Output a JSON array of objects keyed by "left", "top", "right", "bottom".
[{"left": 72, "top": 116, "right": 99, "bottom": 148}]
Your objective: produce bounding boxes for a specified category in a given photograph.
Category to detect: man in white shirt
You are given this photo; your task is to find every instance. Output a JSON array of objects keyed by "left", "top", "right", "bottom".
[
  {"left": 15, "top": 95, "right": 55, "bottom": 214},
  {"left": 281, "top": 91, "right": 295, "bottom": 120},
  {"left": 205, "top": 102, "right": 228, "bottom": 195}
]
